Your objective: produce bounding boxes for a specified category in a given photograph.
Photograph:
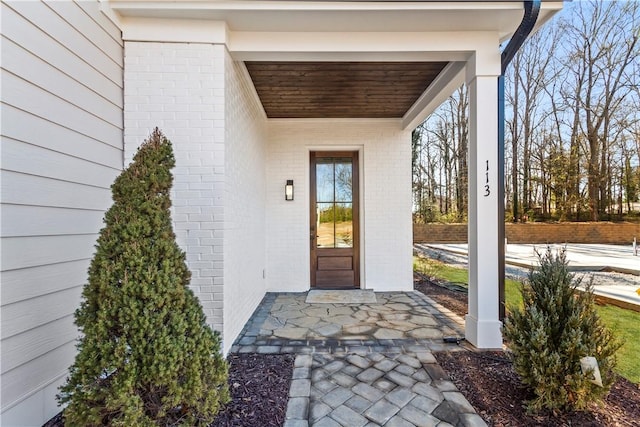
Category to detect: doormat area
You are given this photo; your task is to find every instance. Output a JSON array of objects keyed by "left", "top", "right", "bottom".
[{"left": 305, "top": 289, "right": 377, "bottom": 304}]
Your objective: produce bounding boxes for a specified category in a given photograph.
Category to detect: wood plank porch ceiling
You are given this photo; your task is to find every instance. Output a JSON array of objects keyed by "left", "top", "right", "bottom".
[{"left": 244, "top": 61, "right": 448, "bottom": 119}]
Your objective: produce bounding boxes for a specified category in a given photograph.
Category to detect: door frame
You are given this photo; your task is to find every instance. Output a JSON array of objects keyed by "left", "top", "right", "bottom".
[{"left": 309, "top": 150, "right": 360, "bottom": 288}]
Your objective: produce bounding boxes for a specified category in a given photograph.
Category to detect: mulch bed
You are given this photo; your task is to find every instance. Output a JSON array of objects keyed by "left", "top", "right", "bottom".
[
  {"left": 43, "top": 353, "right": 294, "bottom": 427},
  {"left": 416, "top": 276, "right": 640, "bottom": 427},
  {"left": 436, "top": 351, "right": 640, "bottom": 427},
  {"left": 414, "top": 273, "right": 468, "bottom": 318},
  {"left": 211, "top": 353, "right": 294, "bottom": 427}
]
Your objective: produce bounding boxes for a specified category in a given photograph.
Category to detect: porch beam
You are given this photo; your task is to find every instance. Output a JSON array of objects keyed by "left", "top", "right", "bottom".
[
  {"left": 229, "top": 31, "right": 494, "bottom": 62},
  {"left": 402, "top": 61, "right": 465, "bottom": 130},
  {"left": 120, "top": 17, "right": 229, "bottom": 43}
]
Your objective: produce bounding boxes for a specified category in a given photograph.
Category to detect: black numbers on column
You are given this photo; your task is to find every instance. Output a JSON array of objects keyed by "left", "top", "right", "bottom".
[{"left": 484, "top": 160, "right": 490, "bottom": 197}]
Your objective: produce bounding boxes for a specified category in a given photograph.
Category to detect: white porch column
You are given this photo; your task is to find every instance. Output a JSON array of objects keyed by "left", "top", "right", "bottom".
[{"left": 465, "top": 52, "right": 503, "bottom": 348}]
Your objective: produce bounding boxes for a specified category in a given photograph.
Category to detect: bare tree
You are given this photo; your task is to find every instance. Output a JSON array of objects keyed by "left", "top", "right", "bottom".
[
  {"left": 506, "top": 26, "right": 559, "bottom": 221},
  {"left": 561, "top": 0, "right": 639, "bottom": 220},
  {"left": 412, "top": 86, "right": 468, "bottom": 222}
]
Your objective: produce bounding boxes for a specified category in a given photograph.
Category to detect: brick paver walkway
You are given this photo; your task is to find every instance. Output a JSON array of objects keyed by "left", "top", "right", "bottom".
[{"left": 230, "top": 292, "right": 487, "bottom": 427}]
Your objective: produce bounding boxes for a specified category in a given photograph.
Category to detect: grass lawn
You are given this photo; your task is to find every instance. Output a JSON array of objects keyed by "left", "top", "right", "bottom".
[
  {"left": 596, "top": 305, "right": 640, "bottom": 383},
  {"left": 414, "top": 255, "right": 640, "bottom": 383}
]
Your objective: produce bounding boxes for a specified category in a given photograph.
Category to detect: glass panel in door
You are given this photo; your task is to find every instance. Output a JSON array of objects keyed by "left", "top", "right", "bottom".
[{"left": 315, "top": 158, "right": 353, "bottom": 249}]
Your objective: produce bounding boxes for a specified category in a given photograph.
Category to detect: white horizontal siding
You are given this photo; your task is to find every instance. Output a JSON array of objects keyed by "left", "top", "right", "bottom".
[
  {"left": 0, "top": 0, "right": 123, "bottom": 420},
  {"left": 45, "top": 1, "right": 123, "bottom": 61},
  {"left": 1, "top": 171, "right": 112, "bottom": 210},
  {"left": 2, "top": 104, "right": 122, "bottom": 169},
  {"left": 1, "top": 234, "right": 98, "bottom": 273},
  {"left": 2, "top": 137, "right": 120, "bottom": 187},
  {"left": 1, "top": 260, "right": 90, "bottom": 306},
  {"left": 1, "top": 205, "right": 106, "bottom": 237},
  {"left": 2, "top": 71, "right": 122, "bottom": 145},
  {"left": 1, "top": 316, "right": 78, "bottom": 374},
  {"left": 75, "top": 0, "right": 122, "bottom": 43},
  {"left": 1, "top": 2, "right": 123, "bottom": 108},
  {"left": 1, "top": 287, "right": 84, "bottom": 341},
  {"left": 4, "top": 1, "right": 122, "bottom": 83},
  {"left": 3, "top": 37, "right": 122, "bottom": 127},
  {"left": 1, "top": 342, "right": 77, "bottom": 414}
]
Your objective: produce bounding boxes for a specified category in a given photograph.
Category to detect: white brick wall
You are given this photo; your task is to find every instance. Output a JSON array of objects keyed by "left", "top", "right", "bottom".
[
  {"left": 124, "top": 42, "right": 412, "bottom": 350},
  {"left": 124, "top": 42, "right": 226, "bottom": 336},
  {"left": 265, "top": 120, "right": 413, "bottom": 292},
  {"left": 223, "top": 54, "right": 267, "bottom": 351}
]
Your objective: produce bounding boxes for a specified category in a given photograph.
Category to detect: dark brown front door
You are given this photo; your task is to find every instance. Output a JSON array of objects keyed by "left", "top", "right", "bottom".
[{"left": 310, "top": 151, "right": 360, "bottom": 288}]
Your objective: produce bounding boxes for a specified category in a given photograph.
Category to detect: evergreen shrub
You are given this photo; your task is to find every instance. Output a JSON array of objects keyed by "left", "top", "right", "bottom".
[
  {"left": 58, "top": 128, "right": 229, "bottom": 426},
  {"left": 503, "top": 248, "right": 621, "bottom": 413}
]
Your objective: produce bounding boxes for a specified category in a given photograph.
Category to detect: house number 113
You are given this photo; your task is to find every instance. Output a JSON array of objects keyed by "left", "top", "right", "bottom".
[{"left": 484, "top": 160, "right": 490, "bottom": 197}]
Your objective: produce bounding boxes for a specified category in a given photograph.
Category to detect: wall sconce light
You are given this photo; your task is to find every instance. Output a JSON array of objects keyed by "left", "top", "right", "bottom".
[{"left": 285, "top": 180, "right": 294, "bottom": 201}]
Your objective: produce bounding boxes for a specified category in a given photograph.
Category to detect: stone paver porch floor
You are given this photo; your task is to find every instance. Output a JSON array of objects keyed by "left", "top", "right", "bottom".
[{"left": 230, "top": 291, "right": 487, "bottom": 427}]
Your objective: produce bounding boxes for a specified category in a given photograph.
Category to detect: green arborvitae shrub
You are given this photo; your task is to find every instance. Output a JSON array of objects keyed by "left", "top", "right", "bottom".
[
  {"left": 503, "top": 248, "right": 622, "bottom": 413},
  {"left": 58, "top": 128, "right": 229, "bottom": 426}
]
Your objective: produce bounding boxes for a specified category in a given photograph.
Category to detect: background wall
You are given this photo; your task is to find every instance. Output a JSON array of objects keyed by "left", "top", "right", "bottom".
[
  {"left": 0, "top": 1, "right": 123, "bottom": 424},
  {"left": 265, "top": 120, "right": 413, "bottom": 292},
  {"left": 413, "top": 222, "right": 640, "bottom": 244},
  {"left": 223, "top": 55, "right": 268, "bottom": 353}
]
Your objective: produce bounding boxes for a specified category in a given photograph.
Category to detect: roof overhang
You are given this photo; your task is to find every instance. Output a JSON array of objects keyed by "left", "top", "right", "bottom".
[
  {"left": 108, "top": 1, "right": 563, "bottom": 125},
  {"left": 109, "top": 1, "right": 560, "bottom": 38}
]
